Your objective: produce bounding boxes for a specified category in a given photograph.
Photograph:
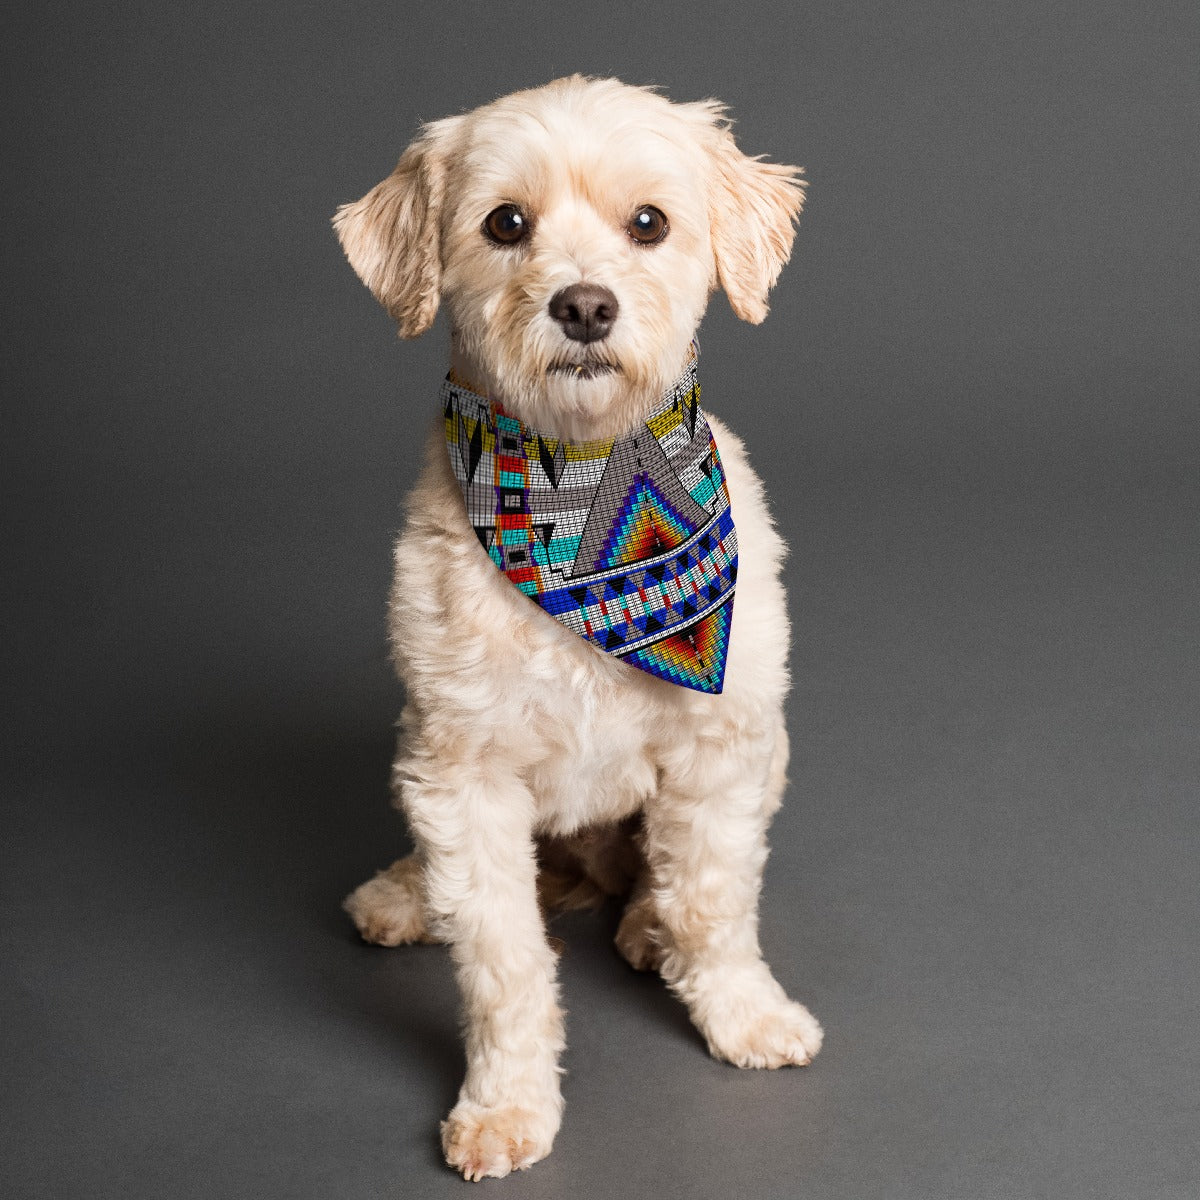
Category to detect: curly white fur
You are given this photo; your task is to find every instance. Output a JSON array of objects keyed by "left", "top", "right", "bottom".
[{"left": 334, "top": 75, "right": 821, "bottom": 1181}]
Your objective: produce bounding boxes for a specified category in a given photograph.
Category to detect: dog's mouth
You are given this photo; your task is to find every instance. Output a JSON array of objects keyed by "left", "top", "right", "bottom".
[{"left": 546, "top": 359, "right": 622, "bottom": 380}]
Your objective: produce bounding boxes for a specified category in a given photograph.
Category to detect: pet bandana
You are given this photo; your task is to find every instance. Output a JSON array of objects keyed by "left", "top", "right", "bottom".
[{"left": 442, "top": 345, "right": 737, "bottom": 693}]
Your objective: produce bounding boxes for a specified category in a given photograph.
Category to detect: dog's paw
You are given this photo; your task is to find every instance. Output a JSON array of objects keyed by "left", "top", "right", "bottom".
[
  {"left": 704, "top": 997, "right": 824, "bottom": 1069},
  {"left": 614, "top": 901, "right": 664, "bottom": 972},
  {"left": 441, "top": 1105, "right": 555, "bottom": 1181},
  {"left": 342, "top": 856, "right": 437, "bottom": 947}
]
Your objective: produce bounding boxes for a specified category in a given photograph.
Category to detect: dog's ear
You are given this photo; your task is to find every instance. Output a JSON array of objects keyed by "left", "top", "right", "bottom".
[
  {"left": 332, "top": 117, "right": 461, "bottom": 338},
  {"left": 701, "top": 114, "right": 806, "bottom": 324}
]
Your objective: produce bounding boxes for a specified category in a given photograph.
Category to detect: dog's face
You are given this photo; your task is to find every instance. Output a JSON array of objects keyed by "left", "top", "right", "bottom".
[{"left": 335, "top": 76, "right": 804, "bottom": 438}]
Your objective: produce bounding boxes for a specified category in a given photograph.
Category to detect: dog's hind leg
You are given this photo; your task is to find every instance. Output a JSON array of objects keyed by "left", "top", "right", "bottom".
[
  {"left": 614, "top": 868, "right": 665, "bottom": 972},
  {"left": 536, "top": 816, "right": 642, "bottom": 915},
  {"left": 643, "top": 717, "right": 824, "bottom": 1069},
  {"left": 402, "top": 756, "right": 564, "bottom": 1180},
  {"left": 343, "top": 853, "right": 440, "bottom": 947}
]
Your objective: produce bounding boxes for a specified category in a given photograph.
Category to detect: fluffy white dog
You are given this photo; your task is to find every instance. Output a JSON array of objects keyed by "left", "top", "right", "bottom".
[{"left": 334, "top": 75, "right": 822, "bottom": 1181}]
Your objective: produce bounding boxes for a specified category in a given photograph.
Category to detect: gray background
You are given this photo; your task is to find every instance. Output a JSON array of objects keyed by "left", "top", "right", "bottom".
[{"left": 3, "top": 2, "right": 1198, "bottom": 1197}]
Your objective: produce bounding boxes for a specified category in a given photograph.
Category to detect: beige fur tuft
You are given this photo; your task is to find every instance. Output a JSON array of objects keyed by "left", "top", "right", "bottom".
[{"left": 706, "top": 126, "right": 806, "bottom": 323}]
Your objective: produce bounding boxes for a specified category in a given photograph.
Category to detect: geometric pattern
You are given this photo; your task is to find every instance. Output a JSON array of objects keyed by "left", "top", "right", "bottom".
[
  {"left": 622, "top": 591, "right": 735, "bottom": 692},
  {"left": 442, "top": 342, "right": 737, "bottom": 693},
  {"left": 593, "top": 475, "right": 700, "bottom": 568}
]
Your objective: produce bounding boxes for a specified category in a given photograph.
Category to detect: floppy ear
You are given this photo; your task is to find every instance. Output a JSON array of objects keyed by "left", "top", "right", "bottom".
[
  {"left": 332, "top": 117, "right": 460, "bottom": 338},
  {"left": 705, "top": 121, "right": 806, "bottom": 324}
]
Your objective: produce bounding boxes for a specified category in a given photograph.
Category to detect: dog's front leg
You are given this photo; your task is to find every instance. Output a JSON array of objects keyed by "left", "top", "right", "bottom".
[
  {"left": 402, "top": 760, "right": 564, "bottom": 1180},
  {"left": 644, "top": 722, "right": 824, "bottom": 1069}
]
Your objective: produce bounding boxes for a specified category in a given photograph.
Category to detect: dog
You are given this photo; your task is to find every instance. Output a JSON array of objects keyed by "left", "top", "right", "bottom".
[{"left": 334, "top": 75, "right": 821, "bottom": 1181}]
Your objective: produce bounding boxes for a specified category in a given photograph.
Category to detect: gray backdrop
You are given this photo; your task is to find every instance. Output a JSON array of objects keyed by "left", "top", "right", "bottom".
[{"left": 4, "top": 2, "right": 1198, "bottom": 1197}]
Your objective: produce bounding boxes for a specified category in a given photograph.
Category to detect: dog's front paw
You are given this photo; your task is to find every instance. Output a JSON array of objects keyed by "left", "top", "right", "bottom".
[
  {"left": 342, "top": 856, "right": 437, "bottom": 947},
  {"left": 704, "top": 996, "right": 824, "bottom": 1069},
  {"left": 441, "top": 1104, "right": 556, "bottom": 1181}
]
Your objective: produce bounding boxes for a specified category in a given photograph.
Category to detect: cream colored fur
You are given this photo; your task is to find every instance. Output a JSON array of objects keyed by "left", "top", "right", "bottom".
[{"left": 335, "top": 76, "right": 821, "bottom": 1182}]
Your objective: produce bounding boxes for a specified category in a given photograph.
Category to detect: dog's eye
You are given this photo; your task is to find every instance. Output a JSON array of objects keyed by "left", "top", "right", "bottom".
[
  {"left": 627, "top": 206, "right": 668, "bottom": 245},
  {"left": 483, "top": 205, "right": 530, "bottom": 246}
]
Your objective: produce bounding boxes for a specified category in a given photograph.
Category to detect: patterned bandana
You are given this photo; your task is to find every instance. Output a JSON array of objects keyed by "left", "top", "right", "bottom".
[{"left": 442, "top": 345, "right": 737, "bottom": 693}]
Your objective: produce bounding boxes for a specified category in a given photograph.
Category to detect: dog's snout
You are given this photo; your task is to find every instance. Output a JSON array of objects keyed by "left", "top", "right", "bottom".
[{"left": 548, "top": 283, "right": 619, "bottom": 344}]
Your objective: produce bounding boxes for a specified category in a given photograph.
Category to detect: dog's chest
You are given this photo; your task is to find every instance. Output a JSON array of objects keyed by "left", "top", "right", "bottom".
[{"left": 521, "top": 684, "right": 660, "bottom": 835}]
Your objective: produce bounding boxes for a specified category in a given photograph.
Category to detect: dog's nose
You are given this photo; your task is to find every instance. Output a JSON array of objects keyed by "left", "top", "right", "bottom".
[{"left": 548, "top": 283, "right": 619, "bottom": 343}]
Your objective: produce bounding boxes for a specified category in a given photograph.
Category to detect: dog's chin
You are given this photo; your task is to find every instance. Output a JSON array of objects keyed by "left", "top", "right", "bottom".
[
  {"left": 471, "top": 339, "right": 683, "bottom": 441},
  {"left": 495, "top": 360, "right": 657, "bottom": 442}
]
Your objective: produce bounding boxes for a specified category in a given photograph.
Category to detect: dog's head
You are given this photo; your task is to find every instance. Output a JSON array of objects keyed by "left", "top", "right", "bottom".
[{"left": 335, "top": 76, "right": 804, "bottom": 437}]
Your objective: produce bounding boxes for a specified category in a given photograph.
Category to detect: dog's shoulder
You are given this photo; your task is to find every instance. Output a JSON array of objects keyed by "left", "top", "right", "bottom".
[{"left": 705, "top": 412, "right": 787, "bottom": 585}]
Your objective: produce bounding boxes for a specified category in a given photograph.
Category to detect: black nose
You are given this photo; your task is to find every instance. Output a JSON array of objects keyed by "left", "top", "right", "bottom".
[{"left": 548, "top": 283, "right": 619, "bottom": 343}]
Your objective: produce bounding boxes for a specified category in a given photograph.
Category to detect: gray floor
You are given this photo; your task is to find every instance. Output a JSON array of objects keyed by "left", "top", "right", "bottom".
[{"left": 4, "top": 1, "right": 1198, "bottom": 1196}]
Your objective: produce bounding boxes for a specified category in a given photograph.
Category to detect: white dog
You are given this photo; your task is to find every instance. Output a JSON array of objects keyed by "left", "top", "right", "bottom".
[{"left": 334, "top": 75, "right": 821, "bottom": 1181}]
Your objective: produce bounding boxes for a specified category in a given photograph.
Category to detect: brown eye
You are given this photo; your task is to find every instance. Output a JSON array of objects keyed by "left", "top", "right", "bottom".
[
  {"left": 483, "top": 204, "right": 530, "bottom": 245},
  {"left": 628, "top": 206, "right": 668, "bottom": 245}
]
